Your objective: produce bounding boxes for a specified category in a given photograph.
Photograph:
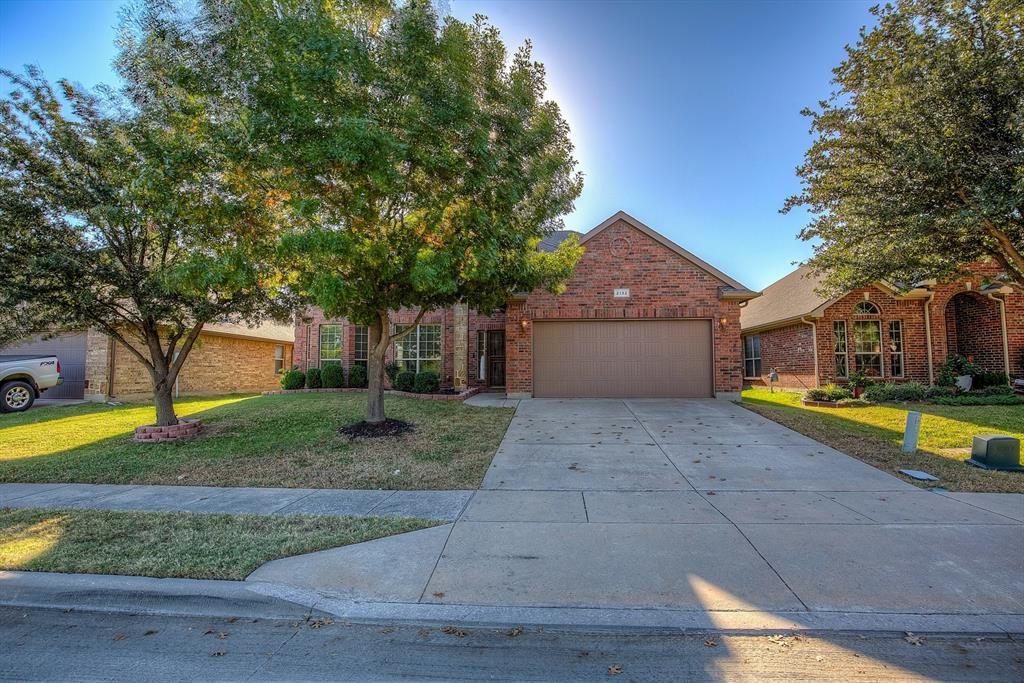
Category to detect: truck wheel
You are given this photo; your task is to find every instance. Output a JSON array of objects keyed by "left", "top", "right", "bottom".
[{"left": 0, "top": 380, "right": 35, "bottom": 413}]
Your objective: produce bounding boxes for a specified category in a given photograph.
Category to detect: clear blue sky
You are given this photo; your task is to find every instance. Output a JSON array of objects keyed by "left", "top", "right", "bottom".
[{"left": 0, "top": 0, "right": 875, "bottom": 290}]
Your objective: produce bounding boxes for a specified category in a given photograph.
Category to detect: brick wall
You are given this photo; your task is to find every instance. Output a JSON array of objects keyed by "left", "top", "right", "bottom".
[
  {"left": 110, "top": 333, "right": 293, "bottom": 398},
  {"left": 506, "top": 219, "right": 745, "bottom": 395},
  {"left": 949, "top": 292, "right": 1004, "bottom": 372},
  {"left": 745, "top": 323, "right": 817, "bottom": 390}
]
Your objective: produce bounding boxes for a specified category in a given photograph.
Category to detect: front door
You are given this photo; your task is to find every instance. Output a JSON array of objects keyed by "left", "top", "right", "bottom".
[{"left": 486, "top": 330, "right": 506, "bottom": 387}]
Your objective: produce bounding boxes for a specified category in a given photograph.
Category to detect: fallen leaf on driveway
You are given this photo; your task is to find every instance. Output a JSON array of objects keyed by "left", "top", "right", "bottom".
[
  {"left": 216, "top": 632, "right": 229, "bottom": 639},
  {"left": 417, "top": 628, "right": 430, "bottom": 638},
  {"left": 112, "top": 633, "right": 127, "bottom": 641},
  {"left": 706, "top": 491, "right": 716, "bottom": 496},
  {"left": 380, "top": 628, "right": 394, "bottom": 635},
  {"left": 432, "top": 592, "right": 445, "bottom": 598},
  {"left": 144, "top": 630, "right": 158, "bottom": 636},
  {"left": 441, "top": 626, "right": 469, "bottom": 637},
  {"left": 607, "top": 664, "right": 622, "bottom": 675},
  {"left": 904, "top": 632, "right": 923, "bottom": 646},
  {"left": 211, "top": 651, "right": 226, "bottom": 657},
  {"left": 507, "top": 626, "right": 523, "bottom": 637},
  {"left": 308, "top": 618, "right": 335, "bottom": 629},
  {"left": 704, "top": 638, "right": 718, "bottom": 647}
]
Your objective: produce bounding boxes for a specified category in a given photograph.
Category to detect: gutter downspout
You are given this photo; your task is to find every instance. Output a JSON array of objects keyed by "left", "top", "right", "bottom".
[
  {"left": 986, "top": 292, "right": 1012, "bottom": 380},
  {"left": 800, "top": 317, "right": 819, "bottom": 388},
  {"left": 923, "top": 292, "right": 935, "bottom": 386}
]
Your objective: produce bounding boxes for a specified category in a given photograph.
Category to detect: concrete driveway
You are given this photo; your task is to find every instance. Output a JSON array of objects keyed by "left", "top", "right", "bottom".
[{"left": 249, "top": 398, "right": 1024, "bottom": 630}]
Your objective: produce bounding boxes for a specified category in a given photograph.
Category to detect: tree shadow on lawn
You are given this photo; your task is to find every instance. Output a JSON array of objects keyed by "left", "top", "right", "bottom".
[
  {"left": 740, "top": 396, "right": 1024, "bottom": 493},
  {"left": 0, "top": 393, "right": 514, "bottom": 491}
]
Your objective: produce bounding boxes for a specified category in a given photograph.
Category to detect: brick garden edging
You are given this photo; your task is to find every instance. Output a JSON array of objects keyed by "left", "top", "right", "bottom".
[
  {"left": 134, "top": 418, "right": 202, "bottom": 443},
  {"left": 801, "top": 399, "right": 856, "bottom": 408},
  {"left": 262, "top": 387, "right": 482, "bottom": 402}
]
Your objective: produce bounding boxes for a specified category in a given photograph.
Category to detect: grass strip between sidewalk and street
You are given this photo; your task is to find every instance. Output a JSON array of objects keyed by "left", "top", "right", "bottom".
[
  {"left": 0, "top": 507, "right": 438, "bottom": 580},
  {"left": 741, "top": 389, "right": 1024, "bottom": 493}
]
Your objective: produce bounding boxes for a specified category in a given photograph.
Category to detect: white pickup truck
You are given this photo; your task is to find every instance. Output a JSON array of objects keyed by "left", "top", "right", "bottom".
[{"left": 0, "top": 355, "right": 63, "bottom": 413}]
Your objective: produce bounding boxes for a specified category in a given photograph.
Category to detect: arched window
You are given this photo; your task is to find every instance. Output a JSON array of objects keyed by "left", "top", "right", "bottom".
[{"left": 853, "top": 301, "right": 880, "bottom": 315}]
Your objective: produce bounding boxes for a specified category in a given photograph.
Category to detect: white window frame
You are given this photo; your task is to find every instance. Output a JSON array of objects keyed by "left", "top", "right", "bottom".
[
  {"left": 743, "top": 335, "right": 762, "bottom": 379},
  {"left": 853, "top": 301, "right": 880, "bottom": 315},
  {"left": 319, "top": 324, "right": 343, "bottom": 366},
  {"left": 888, "top": 320, "right": 904, "bottom": 378},
  {"left": 354, "top": 326, "right": 368, "bottom": 368},
  {"left": 833, "top": 321, "right": 848, "bottom": 378},
  {"left": 394, "top": 323, "right": 442, "bottom": 374},
  {"left": 274, "top": 344, "right": 285, "bottom": 373},
  {"left": 852, "top": 319, "right": 884, "bottom": 377}
]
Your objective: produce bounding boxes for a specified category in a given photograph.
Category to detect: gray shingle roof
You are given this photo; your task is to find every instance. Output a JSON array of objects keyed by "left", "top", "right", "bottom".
[
  {"left": 538, "top": 230, "right": 582, "bottom": 253},
  {"left": 739, "top": 265, "right": 830, "bottom": 331}
]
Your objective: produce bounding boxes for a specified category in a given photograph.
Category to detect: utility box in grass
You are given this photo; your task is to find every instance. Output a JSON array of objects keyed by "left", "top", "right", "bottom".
[{"left": 966, "top": 435, "right": 1023, "bottom": 471}]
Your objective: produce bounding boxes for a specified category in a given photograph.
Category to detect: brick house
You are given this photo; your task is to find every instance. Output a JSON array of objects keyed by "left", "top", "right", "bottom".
[
  {"left": 1, "top": 322, "right": 294, "bottom": 400},
  {"left": 294, "top": 211, "right": 759, "bottom": 398},
  {"left": 739, "top": 262, "right": 1022, "bottom": 391}
]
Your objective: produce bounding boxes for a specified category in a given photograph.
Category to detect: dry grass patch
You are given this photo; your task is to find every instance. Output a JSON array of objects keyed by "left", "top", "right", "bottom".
[
  {"left": 0, "top": 393, "right": 514, "bottom": 489},
  {"left": 0, "top": 507, "right": 437, "bottom": 580},
  {"left": 741, "top": 389, "right": 1024, "bottom": 493}
]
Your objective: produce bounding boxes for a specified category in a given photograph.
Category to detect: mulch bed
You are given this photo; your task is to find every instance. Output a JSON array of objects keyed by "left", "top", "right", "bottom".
[{"left": 339, "top": 419, "right": 416, "bottom": 439}]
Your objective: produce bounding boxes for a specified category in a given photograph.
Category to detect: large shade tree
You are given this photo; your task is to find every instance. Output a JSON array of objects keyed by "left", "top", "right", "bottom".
[
  {"left": 785, "top": 0, "right": 1023, "bottom": 292},
  {"left": 135, "top": 0, "right": 583, "bottom": 424},
  {"left": 0, "top": 57, "right": 293, "bottom": 425}
]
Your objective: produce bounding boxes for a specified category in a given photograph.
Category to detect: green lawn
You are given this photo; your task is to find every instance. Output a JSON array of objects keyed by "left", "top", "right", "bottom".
[
  {"left": 741, "top": 389, "right": 1024, "bottom": 493},
  {"left": 0, "top": 393, "right": 514, "bottom": 489},
  {"left": 0, "top": 507, "right": 435, "bottom": 579}
]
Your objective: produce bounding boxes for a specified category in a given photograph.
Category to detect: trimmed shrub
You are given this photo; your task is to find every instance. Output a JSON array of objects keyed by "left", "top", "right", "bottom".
[
  {"left": 863, "top": 383, "right": 896, "bottom": 402},
  {"left": 394, "top": 371, "right": 416, "bottom": 392},
  {"left": 305, "top": 367, "right": 322, "bottom": 389},
  {"left": 321, "top": 364, "right": 344, "bottom": 388},
  {"left": 924, "top": 385, "right": 957, "bottom": 399},
  {"left": 414, "top": 371, "right": 440, "bottom": 394},
  {"left": 385, "top": 362, "right": 401, "bottom": 385},
  {"left": 348, "top": 364, "right": 368, "bottom": 388},
  {"left": 973, "top": 384, "right": 1013, "bottom": 396},
  {"left": 937, "top": 354, "right": 980, "bottom": 386},
  {"left": 973, "top": 370, "right": 1009, "bottom": 389},
  {"left": 890, "top": 381, "right": 927, "bottom": 402},
  {"left": 837, "top": 398, "right": 870, "bottom": 407},
  {"left": 281, "top": 368, "right": 305, "bottom": 390},
  {"left": 804, "top": 384, "right": 852, "bottom": 402}
]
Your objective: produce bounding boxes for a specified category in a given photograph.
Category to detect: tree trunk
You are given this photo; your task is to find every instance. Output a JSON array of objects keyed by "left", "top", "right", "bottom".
[
  {"left": 366, "top": 316, "right": 388, "bottom": 424},
  {"left": 152, "top": 378, "right": 178, "bottom": 427}
]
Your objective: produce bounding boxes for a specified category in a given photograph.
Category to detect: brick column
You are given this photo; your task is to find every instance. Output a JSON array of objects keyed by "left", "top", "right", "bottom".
[
  {"left": 453, "top": 304, "right": 468, "bottom": 390},
  {"left": 83, "top": 328, "right": 112, "bottom": 401},
  {"left": 505, "top": 300, "right": 532, "bottom": 398}
]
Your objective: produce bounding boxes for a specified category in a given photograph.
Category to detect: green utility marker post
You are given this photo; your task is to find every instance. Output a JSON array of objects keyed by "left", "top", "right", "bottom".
[{"left": 902, "top": 411, "right": 921, "bottom": 453}]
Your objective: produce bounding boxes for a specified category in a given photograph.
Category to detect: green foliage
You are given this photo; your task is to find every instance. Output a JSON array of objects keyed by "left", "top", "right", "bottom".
[
  {"left": 384, "top": 363, "right": 401, "bottom": 385},
  {"left": 973, "top": 370, "right": 1009, "bottom": 389},
  {"left": 974, "top": 384, "right": 1013, "bottom": 396},
  {"left": 321, "top": 364, "right": 344, "bottom": 389},
  {"left": 347, "top": 364, "right": 368, "bottom": 388},
  {"left": 938, "top": 354, "right": 981, "bottom": 386},
  {"left": 925, "top": 385, "right": 957, "bottom": 399},
  {"left": 864, "top": 382, "right": 928, "bottom": 402},
  {"left": 785, "top": 0, "right": 1024, "bottom": 291},
  {"left": 836, "top": 398, "right": 871, "bottom": 408},
  {"left": 281, "top": 369, "right": 306, "bottom": 391},
  {"left": 394, "top": 371, "right": 416, "bottom": 393},
  {"left": 805, "top": 384, "right": 853, "bottom": 402},
  {"left": 1, "top": 17, "right": 294, "bottom": 424},
  {"left": 847, "top": 370, "right": 876, "bottom": 390},
  {"left": 305, "top": 367, "right": 323, "bottom": 389},
  {"left": 929, "top": 394, "right": 1024, "bottom": 406},
  {"left": 413, "top": 371, "right": 440, "bottom": 394}
]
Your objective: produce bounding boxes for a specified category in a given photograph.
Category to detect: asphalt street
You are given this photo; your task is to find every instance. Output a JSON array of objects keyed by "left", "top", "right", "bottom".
[{"left": 1, "top": 605, "right": 1021, "bottom": 681}]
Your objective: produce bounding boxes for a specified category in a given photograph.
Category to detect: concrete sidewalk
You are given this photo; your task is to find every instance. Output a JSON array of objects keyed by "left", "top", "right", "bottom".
[
  {"left": 246, "top": 397, "right": 1024, "bottom": 632},
  {"left": 0, "top": 483, "right": 472, "bottom": 521}
]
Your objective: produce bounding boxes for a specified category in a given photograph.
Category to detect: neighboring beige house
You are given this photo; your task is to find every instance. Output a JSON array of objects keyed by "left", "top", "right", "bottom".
[{"left": 1, "top": 322, "right": 294, "bottom": 400}]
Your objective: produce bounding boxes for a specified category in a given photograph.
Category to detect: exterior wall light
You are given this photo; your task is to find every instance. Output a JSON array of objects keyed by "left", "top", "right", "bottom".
[
  {"left": 520, "top": 319, "right": 529, "bottom": 331},
  {"left": 719, "top": 317, "right": 728, "bottom": 327}
]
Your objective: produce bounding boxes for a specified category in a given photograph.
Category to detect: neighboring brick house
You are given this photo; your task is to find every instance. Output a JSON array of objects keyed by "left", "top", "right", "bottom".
[
  {"left": 1, "top": 322, "right": 294, "bottom": 400},
  {"left": 294, "top": 211, "right": 759, "bottom": 398},
  {"left": 739, "top": 262, "right": 1023, "bottom": 390}
]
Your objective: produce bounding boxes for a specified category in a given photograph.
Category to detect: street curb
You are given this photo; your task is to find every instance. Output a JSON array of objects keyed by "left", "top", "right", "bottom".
[
  {"left": 245, "top": 581, "right": 1024, "bottom": 637},
  {"left": 2, "top": 570, "right": 1022, "bottom": 635},
  {"left": 0, "top": 571, "right": 321, "bottom": 621}
]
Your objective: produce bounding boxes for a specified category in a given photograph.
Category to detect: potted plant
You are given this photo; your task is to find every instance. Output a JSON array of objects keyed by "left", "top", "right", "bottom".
[
  {"left": 938, "top": 354, "right": 979, "bottom": 392},
  {"left": 847, "top": 369, "right": 876, "bottom": 398}
]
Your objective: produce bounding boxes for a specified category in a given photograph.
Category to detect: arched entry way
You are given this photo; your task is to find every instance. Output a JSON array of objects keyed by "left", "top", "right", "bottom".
[{"left": 943, "top": 292, "right": 1005, "bottom": 372}]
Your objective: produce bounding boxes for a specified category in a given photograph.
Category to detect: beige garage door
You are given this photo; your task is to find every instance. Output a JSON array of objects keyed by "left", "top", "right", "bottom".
[{"left": 532, "top": 320, "right": 713, "bottom": 398}]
